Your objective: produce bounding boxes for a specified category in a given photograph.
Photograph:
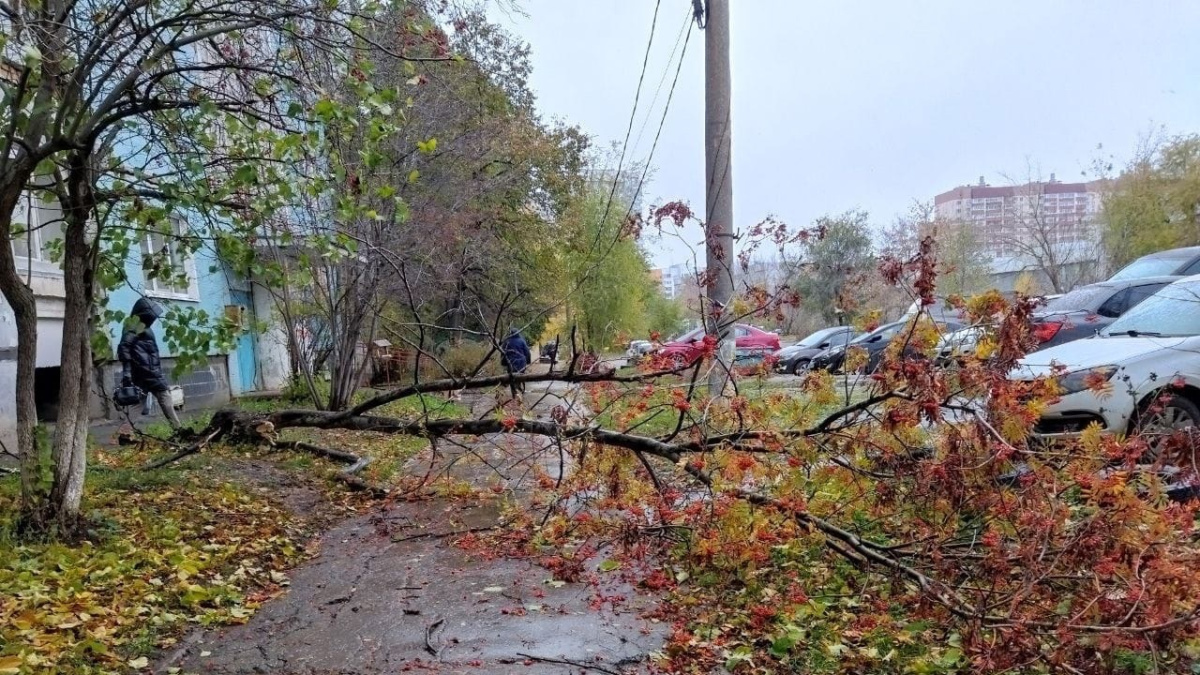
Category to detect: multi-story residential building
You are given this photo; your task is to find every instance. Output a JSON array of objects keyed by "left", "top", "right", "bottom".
[
  {"left": 933, "top": 175, "right": 1105, "bottom": 291},
  {"left": 657, "top": 262, "right": 704, "bottom": 300},
  {"left": 0, "top": 194, "right": 290, "bottom": 451}
]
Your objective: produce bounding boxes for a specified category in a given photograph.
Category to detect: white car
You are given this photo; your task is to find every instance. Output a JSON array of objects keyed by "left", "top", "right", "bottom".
[
  {"left": 935, "top": 326, "right": 984, "bottom": 365},
  {"left": 1016, "top": 275, "right": 1200, "bottom": 441}
]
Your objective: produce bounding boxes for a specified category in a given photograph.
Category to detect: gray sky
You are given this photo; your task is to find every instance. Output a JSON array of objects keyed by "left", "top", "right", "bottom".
[{"left": 491, "top": 1, "right": 1200, "bottom": 269}]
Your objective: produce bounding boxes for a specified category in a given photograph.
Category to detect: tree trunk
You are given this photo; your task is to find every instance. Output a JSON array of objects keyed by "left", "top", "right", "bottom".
[
  {"left": 46, "top": 152, "right": 98, "bottom": 530},
  {"left": 48, "top": 162, "right": 96, "bottom": 532},
  {"left": 0, "top": 201, "right": 45, "bottom": 530}
]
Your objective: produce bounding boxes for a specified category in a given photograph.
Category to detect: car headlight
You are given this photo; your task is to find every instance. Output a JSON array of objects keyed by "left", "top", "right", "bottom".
[{"left": 1056, "top": 366, "right": 1118, "bottom": 395}]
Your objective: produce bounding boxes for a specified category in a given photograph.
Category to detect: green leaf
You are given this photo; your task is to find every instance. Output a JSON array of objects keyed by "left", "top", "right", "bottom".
[
  {"left": 597, "top": 559, "right": 620, "bottom": 572},
  {"left": 313, "top": 99, "right": 337, "bottom": 119},
  {"left": 416, "top": 137, "right": 437, "bottom": 154}
]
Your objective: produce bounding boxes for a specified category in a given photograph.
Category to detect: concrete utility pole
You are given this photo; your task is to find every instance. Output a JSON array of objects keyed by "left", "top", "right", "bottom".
[{"left": 701, "top": 0, "right": 735, "bottom": 395}]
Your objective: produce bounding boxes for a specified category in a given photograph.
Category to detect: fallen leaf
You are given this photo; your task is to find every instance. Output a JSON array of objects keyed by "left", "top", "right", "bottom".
[{"left": 128, "top": 656, "right": 149, "bottom": 668}]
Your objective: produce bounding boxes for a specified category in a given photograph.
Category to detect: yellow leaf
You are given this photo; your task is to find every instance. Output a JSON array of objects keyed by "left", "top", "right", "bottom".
[
  {"left": 0, "top": 655, "right": 23, "bottom": 674},
  {"left": 128, "top": 656, "right": 149, "bottom": 669}
]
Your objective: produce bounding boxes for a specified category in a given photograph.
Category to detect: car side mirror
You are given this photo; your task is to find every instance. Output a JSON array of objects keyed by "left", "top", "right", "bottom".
[
  {"left": 818, "top": 342, "right": 830, "bottom": 349},
  {"left": 868, "top": 335, "right": 882, "bottom": 343}
]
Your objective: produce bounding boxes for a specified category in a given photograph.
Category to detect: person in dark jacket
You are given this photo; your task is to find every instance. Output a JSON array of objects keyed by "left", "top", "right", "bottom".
[
  {"left": 500, "top": 329, "right": 532, "bottom": 394},
  {"left": 118, "top": 298, "right": 180, "bottom": 429}
]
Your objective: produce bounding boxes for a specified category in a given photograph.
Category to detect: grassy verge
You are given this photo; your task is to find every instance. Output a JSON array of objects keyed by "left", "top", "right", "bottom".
[{"left": 0, "top": 457, "right": 315, "bottom": 674}]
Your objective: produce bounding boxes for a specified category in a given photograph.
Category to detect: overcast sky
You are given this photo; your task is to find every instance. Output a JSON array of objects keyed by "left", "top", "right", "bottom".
[{"left": 489, "top": 1, "right": 1200, "bottom": 269}]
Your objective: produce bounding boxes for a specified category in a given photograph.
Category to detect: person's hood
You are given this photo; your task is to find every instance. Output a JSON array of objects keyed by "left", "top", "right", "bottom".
[
  {"left": 132, "top": 297, "right": 163, "bottom": 327},
  {"left": 1014, "top": 335, "right": 1189, "bottom": 379}
]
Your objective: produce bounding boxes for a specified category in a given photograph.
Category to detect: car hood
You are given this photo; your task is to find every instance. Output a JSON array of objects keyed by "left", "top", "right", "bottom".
[{"left": 1015, "top": 336, "right": 1189, "bottom": 378}]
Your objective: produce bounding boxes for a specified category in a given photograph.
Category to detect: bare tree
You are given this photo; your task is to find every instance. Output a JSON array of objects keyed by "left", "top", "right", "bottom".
[{"left": 998, "top": 170, "right": 1106, "bottom": 293}]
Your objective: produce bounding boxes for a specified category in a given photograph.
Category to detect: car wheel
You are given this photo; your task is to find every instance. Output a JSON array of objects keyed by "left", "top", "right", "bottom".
[
  {"left": 1131, "top": 393, "right": 1200, "bottom": 468},
  {"left": 790, "top": 359, "right": 809, "bottom": 375}
]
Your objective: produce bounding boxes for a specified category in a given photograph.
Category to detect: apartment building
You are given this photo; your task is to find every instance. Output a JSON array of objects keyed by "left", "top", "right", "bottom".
[
  {"left": 933, "top": 175, "right": 1103, "bottom": 259},
  {"left": 657, "top": 262, "right": 704, "bottom": 300}
]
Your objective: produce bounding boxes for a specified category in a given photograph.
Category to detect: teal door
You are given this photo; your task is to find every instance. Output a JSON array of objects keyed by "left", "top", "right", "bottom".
[{"left": 229, "top": 290, "right": 258, "bottom": 394}]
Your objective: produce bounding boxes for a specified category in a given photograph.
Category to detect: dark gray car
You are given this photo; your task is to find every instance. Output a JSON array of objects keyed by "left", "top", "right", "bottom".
[
  {"left": 1031, "top": 276, "right": 1180, "bottom": 350},
  {"left": 772, "top": 326, "right": 857, "bottom": 374}
]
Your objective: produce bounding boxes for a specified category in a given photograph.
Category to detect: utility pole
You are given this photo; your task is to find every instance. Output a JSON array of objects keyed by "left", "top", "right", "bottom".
[{"left": 700, "top": 0, "right": 734, "bottom": 396}]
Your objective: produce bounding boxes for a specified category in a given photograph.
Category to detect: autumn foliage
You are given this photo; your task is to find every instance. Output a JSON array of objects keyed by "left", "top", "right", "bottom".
[{"left": 490, "top": 238, "right": 1200, "bottom": 673}]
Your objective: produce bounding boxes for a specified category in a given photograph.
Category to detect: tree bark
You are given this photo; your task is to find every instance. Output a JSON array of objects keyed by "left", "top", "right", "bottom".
[
  {"left": 0, "top": 193, "right": 45, "bottom": 529},
  {"left": 48, "top": 154, "right": 98, "bottom": 532}
]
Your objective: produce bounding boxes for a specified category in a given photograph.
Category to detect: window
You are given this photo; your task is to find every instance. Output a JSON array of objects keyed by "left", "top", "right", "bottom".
[
  {"left": 1096, "top": 289, "right": 1129, "bottom": 318},
  {"left": 1104, "top": 281, "right": 1200, "bottom": 337},
  {"left": 141, "top": 219, "right": 198, "bottom": 300},
  {"left": 1126, "top": 283, "right": 1168, "bottom": 311},
  {"left": 1181, "top": 258, "right": 1200, "bottom": 276},
  {"left": 9, "top": 191, "right": 61, "bottom": 263}
]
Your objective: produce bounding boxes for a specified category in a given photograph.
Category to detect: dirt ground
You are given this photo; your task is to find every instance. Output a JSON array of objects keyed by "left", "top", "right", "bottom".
[{"left": 155, "top": 383, "right": 670, "bottom": 675}]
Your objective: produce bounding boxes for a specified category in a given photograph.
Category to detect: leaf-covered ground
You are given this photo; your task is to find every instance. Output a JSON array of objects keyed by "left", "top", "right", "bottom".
[
  {"left": 0, "top": 461, "right": 320, "bottom": 673},
  {"left": 0, "top": 394, "right": 464, "bottom": 675}
]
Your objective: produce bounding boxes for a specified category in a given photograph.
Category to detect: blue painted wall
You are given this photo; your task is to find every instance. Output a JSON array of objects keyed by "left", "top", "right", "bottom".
[{"left": 103, "top": 236, "right": 260, "bottom": 399}]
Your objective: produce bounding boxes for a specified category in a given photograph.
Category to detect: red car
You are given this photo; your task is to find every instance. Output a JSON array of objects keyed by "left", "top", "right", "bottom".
[{"left": 656, "top": 324, "right": 781, "bottom": 366}]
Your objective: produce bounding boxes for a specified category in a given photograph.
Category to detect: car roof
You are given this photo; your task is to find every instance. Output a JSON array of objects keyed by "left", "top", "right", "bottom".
[
  {"left": 1085, "top": 275, "right": 1183, "bottom": 290},
  {"left": 1139, "top": 246, "right": 1200, "bottom": 260}
]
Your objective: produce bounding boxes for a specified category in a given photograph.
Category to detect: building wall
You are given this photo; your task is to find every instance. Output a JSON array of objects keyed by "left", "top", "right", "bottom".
[
  {"left": 0, "top": 196, "right": 67, "bottom": 451},
  {"left": 251, "top": 281, "right": 291, "bottom": 392},
  {"left": 933, "top": 177, "right": 1104, "bottom": 278},
  {"left": 103, "top": 234, "right": 255, "bottom": 401}
]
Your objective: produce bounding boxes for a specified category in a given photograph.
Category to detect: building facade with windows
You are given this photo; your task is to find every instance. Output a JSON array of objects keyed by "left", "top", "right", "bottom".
[
  {"left": 658, "top": 262, "right": 704, "bottom": 300},
  {"left": 0, "top": 192, "right": 71, "bottom": 447},
  {"left": 933, "top": 176, "right": 1105, "bottom": 291},
  {"left": 0, "top": 195, "right": 291, "bottom": 451},
  {"left": 101, "top": 216, "right": 290, "bottom": 413}
]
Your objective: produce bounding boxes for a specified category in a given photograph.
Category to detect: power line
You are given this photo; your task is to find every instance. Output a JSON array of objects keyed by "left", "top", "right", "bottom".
[
  {"left": 630, "top": 10, "right": 690, "bottom": 159},
  {"left": 594, "top": 0, "right": 662, "bottom": 242},
  {"left": 628, "top": 15, "right": 694, "bottom": 212}
]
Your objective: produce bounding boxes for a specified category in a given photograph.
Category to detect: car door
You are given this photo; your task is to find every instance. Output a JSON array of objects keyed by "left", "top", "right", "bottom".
[{"left": 733, "top": 325, "right": 765, "bottom": 363}]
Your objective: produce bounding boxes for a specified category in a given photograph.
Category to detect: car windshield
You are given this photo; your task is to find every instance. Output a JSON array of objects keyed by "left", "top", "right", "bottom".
[
  {"left": 1043, "top": 285, "right": 1112, "bottom": 312},
  {"left": 1103, "top": 281, "right": 1200, "bottom": 337},
  {"left": 1109, "top": 255, "right": 1187, "bottom": 281},
  {"left": 795, "top": 328, "right": 842, "bottom": 348}
]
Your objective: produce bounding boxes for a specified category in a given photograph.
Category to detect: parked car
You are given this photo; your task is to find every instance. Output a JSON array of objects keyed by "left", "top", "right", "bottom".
[
  {"left": 625, "top": 339, "right": 656, "bottom": 363},
  {"left": 935, "top": 326, "right": 985, "bottom": 367},
  {"left": 656, "top": 324, "right": 781, "bottom": 366},
  {"left": 901, "top": 297, "right": 970, "bottom": 325},
  {"left": 773, "top": 326, "right": 857, "bottom": 375},
  {"left": 810, "top": 319, "right": 963, "bottom": 374},
  {"left": 1108, "top": 246, "right": 1200, "bottom": 282},
  {"left": 1030, "top": 276, "right": 1180, "bottom": 351},
  {"left": 1015, "top": 275, "right": 1200, "bottom": 440}
]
